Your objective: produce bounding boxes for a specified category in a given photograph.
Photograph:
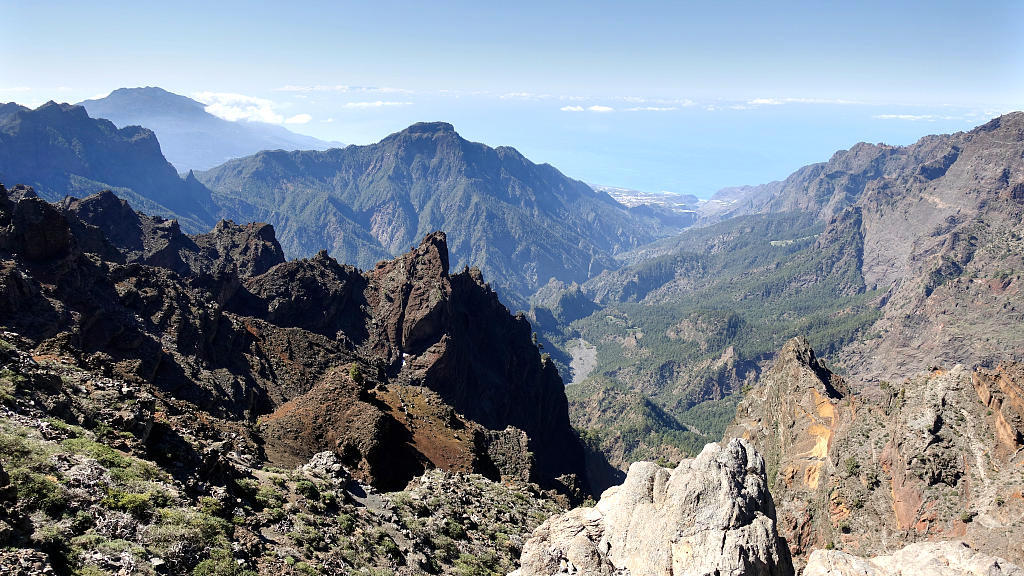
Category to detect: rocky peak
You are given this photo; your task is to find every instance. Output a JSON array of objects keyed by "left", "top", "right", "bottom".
[
  {"left": 61, "top": 189, "right": 145, "bottom": 251},
  {"left": 726, "top": 337, "right": 849, "bottom": 560},
  {"left": 237, "top": 249, "right": 367, "bottom": 339},
  {"left": 2, "top": 192, "right": 73, "bottom": 261},
  {"left": 193, "top": 219, "right": 286, "bottom": 278},
  {"left": 399, "top": 121, "right": 457, "bottom": 136},
  {"left": 773, "top": 336, "right": 848, "bottom": 400},
  {"left": 515, "top": 438, "right": 793, "bottom": 576},
  {"left": 367, "top": 231, "right": 452, "bottom": 359}
]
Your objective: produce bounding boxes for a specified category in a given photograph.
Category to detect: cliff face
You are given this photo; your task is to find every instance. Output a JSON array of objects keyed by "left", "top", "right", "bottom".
[
  {"left": 725, "top": 337, "right": 849, "bottom": 560},
  {"left": 0, "top": 184, "right": 588, "bottom": 494},
  {"left": 694, "top": 113, "right": 1024, "bottom": 384},
  {"left": 727, "top": 338, "right": 1024, "bottom": 568},
  {"left": 360, "top": 231, "right": 584, "bottom": 486}
]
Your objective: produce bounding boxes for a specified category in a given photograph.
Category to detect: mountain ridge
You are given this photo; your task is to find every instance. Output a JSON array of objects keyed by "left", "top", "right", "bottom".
[
  {"left": 198, "top": 120, "right": 670, "bottom": 306},
  {"left": 0, "top": 100, "right": 218, "bottom": 232}
]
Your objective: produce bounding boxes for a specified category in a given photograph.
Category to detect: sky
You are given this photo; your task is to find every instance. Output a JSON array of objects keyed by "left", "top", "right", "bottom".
[{"left": 3, "top": 0, "right": 1022, "bottom": 197}]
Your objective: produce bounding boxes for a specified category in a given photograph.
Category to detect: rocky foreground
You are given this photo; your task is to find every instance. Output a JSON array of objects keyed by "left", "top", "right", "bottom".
[{"left": 514, "top": 438, "right": 793, "bottom": 576}]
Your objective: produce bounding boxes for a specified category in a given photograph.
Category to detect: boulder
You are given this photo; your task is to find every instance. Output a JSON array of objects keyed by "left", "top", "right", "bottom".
[
  {"left": 804, "top": 541, "right": 1023, "bottom": 576},
  {"left": 515, "top": 438, "right": 793, "bottom": 576}
]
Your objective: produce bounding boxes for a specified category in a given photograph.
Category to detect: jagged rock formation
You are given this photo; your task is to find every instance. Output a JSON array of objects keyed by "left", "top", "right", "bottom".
[
  {"left": 725, "top": 337, "right": 849, "bottom": 560},
  {"left": 804, "top": 541, "right": 1023, "bottom": 576},
  {"left": 0, "top": 184, "right": 588, "bottom": 494},
  {"left": 514, "top": 438, "right": 793, "bottom": 576},
  {"left": 727, "top": 337, "right": 1024, "bottom": 568}
]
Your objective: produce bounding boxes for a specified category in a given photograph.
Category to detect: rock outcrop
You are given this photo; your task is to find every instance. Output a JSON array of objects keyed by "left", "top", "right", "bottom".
[
  {"left": 728, "top": 337, "right": 1024, "bottom": 567},
  {"left": 514, "top": 438, "right": 793, "bottom": 576},
  {"left": 972, "top": 363, "right": 1024, "bottom": 454},
  {"left": 725, "top": 337, "right": 849, "bottom": 559},
  {"left": 804, "top": 541, "right": 1023, "bottom": 576}
]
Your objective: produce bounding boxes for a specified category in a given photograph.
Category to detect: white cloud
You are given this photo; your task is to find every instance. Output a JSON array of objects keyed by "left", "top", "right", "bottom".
[
  {"left": 277, "top": 84, "right": 414, "bottom": 94},
  {"left": 193, "top": 91, "right": 315, "bottom": 125},
  {"left": 560, "top": 105, "right": 585, "bottom": 112},
  {"left": 588, "top": 105, "right": 614, "bottom": 113},
  {"left": 626, "top": 106, "right": 677, "bottom": 112},
  {"left": 502, "top": 92, "right": 547, "bottom": 100},
  {"left": 341, "top": 101, "right": 412, "bottom": 108},
  {"left": 746, "top": 97, "right": 862, "bottom": 107},
  {"left": 278, "top": 84, "right": 350, "bottom": 92},
  {"left": 872, "top": 114, "right": 964, "bottom": 121},
  {"left": 874, "top": 114, "right": 933, "bottom": 121},
  {"left": 748, "top": 98, "right": 784, "bottom": 106},
  {"left": 193, "top": 91, "right": 287, "bottom": 123},
  {"left": 0, "top": 86, "right": 31, "bottom": 93}
]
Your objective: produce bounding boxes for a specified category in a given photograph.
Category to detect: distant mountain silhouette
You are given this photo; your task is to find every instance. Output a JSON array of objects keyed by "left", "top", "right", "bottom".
[
  {"left": 0, "top": 101, "right": 217, "bottom": 231},
  {"left": 80, "top": 87, "right": 339, "bottom": 171}
]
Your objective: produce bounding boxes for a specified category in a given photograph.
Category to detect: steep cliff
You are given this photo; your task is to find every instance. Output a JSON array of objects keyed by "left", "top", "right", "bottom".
[{"left": 727, "top": 338, "right": 1024, "bottom": 568}]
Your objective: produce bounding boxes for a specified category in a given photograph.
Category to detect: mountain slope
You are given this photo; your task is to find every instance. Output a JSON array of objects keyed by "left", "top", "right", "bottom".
[
  {"left": 557, "top": 112, "right": 1024, "bottom": 469},
  {"left": 80, "top": 87, "right": 339, "bottom": 171},
  {"left": 0, "top": 183, "right": 589, "bottom": 493},
  {"left": 0, "top": 101, "right": 218, "bottom": 232},
  {"left": 198, "top": 121, "right": 668, "bottom": 306}
]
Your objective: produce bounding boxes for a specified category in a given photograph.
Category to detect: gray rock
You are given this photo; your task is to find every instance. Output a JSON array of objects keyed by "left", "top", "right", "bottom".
[
  {"left": 804, "top": 541, "right": 1024, "bottom": 576},
  {"left": 516, "top": 438, "right": 793, "bottom": 576}
]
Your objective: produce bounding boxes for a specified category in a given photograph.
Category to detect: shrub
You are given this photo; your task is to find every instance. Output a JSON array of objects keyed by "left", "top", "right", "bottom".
[
  {"left": 9, "top": 467, "right": 65, "bottom": 514},
  {"left": 843, "top": 457, "right": 860, "bottom": 477},
  {"left": 193, "top": 548, "right": 254, "bottom": 576},
  {"left": 103, "top": 490, "right": 156, "bottom": 518},
  {"left": 349, "top": 363, "right": 364, "bottom": 385},
  {"left": 295, "top": 479, "right": 319, "bottom": 500},
  {"left": 441, "top": 518, "right": 467, "bottom": 540}
]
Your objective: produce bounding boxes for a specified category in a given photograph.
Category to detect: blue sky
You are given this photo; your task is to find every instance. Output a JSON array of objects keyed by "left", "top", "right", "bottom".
[{"left": 3, "top": 0, "right": 1021, "bottom": 196}]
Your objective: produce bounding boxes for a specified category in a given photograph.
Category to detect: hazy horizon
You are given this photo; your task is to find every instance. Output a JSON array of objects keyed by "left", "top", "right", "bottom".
[{"left": 4, "top": 0, "right": 1021, "bottom": 197}]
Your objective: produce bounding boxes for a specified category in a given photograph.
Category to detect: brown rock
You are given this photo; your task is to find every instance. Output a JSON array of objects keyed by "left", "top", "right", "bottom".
[{"left": 972, "top": 363, "right": 1024, "bottom": 453}]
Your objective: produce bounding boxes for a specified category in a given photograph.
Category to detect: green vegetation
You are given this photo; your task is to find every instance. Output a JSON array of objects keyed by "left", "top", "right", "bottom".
[
  {"left": 193, "top": 548, "right": 256, "bottom": 576},
  {"left": 844, "top": 456, "right": 861, "bottom": 478},
  {"left": 562, "top": 212, "right": 882, "bottom": 465},
  {"left": 349, "top": 363, "right": 364, "bottom": 385}
]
